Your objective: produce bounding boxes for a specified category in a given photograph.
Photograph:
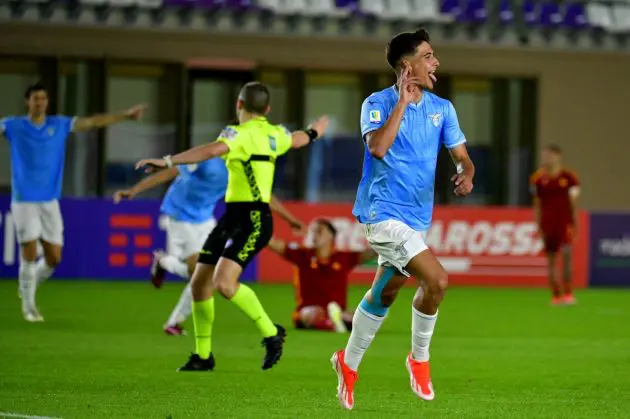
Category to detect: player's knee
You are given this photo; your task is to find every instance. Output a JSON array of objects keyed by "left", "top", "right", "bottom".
[
  {"left": 380, "top": 287, "right": 400, "bottom": 307},
  {"left": 44, "top": 254, "right": 62, "bottom": 267},
  {"left": 214, "top": 277, "right": 237, "bottom": 299},
  {"left": 427, "top": 271, "right": 448, "bottom": 303}
]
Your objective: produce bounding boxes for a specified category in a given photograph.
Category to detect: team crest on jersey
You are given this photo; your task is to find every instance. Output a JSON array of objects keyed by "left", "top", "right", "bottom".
[
  {"left": 268, "top": 135, "right": 277, "bottom": 151},
  {"left": 220, "top": 127, "right": 238, "bottom": 140},
  {"left": 559, "top": 178, "right": 568, "bottom": 187},
  {"left": 369, "top": 110, "right": 381, "bottom": 123},
  {"left": 428, "top": 113, "right": 442, "bottom": 127},
  {"left": 332, "top": 262, "right": 341, "bottom": 271},
  {"left": 47, "top": 127, "right": 55, "bottom": 136}
]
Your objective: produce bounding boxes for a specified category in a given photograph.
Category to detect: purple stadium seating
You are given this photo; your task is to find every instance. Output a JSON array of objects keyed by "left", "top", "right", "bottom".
[
  {"left": 522, "top": 0, "right": 538, "bottom": 26},
  {"left": 498, "top": 0, "right": 515, "bottom": 25},
  {"left": 539, "top": 1, "right": 563, "bottom": 27},
  {"left": 459, "top": 0, "right": 487, "bottom": 23},
  {"left": 440, "top": 0, "right": 461, "bottom": 20},
  {"left": 563, "top": 2, "right": 588, "bottom": 29}
]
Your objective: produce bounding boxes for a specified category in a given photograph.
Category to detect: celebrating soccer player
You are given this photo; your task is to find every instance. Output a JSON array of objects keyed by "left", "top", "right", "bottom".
[
  {"left": 268, "top": 218, "right": 376, "bottom": 333},
  {"left": 330, "top": 29, "right": 475, "bottom": 410},
  {"left": 529, "top": 145, "right": 580, "bottom": 305},
  {"left": 113, "top": 163, "right": 304, "bottom": 336},
  {"left": 1, "top": 82, "right": 145, "bottom": 322},
  {"left": 136, "top": 81, "right": 329, "bottom": 371}
]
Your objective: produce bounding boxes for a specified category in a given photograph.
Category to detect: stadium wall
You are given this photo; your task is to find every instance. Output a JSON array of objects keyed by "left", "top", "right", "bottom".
[
  {"left": 1, "top": 196, "right": 628, "bottom": 287},
  {"left": 2, "top": 24, "right": 629, "bottom": 210}
]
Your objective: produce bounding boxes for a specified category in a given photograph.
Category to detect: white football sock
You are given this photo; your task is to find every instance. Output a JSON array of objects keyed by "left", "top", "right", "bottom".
[
  {"left": 411, "top": 307, "right": 438, "bottom": 362},
  {"left": 343, "top": 307, "right": 386, "bottom": 371},
  {"left": 19, "top": 261, "right": 38, "bottom": 314},
  {"left": 34, "top": 258, "right": 55, "bottom": 286},
  {"left": 159, "top": 255, "right": 190, "bottom": 279},
  {"left": 165, "top": 283, "right": 193, "bottom": 327}
]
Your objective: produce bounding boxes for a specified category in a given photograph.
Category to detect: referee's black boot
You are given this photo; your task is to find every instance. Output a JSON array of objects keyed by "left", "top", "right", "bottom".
[
  {"left": 177, "top": 353, "right": 215, "bottom": 372},
  {"left": 261, "top": 324, "right": 286, "bottom": 370}
]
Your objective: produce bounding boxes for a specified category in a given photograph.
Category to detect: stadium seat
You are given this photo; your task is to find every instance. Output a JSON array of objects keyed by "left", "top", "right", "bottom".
[
  {"left": 302, "top": 0, "right": 345, "bottom": 16},
  {"left": 381, "top": 0, "right": 417, "bottom": 21},
  {"left": 586, "top": 2, "right": 613, "bottom": 30},
  {"left": 611, "top": 4, "right": 630, "bottom": 32},
  {"left": 410, "top": 0, "right": 450, "bottom": 22},
  {"left": 498, "top": 0, "right": 515, "bottom": 25},
  {"left": 563, "top": 2, "right": 588, "bottom": 29},
  {"left": 522, "top": 0, "right": 539, "bottom": 26},
  {"left": 459, "top": 0, "right": 487, "bottom": 23},
  {"left": 539, "top": 1, "right": 563, "bottom": 27},
  {"left": 358, "top": 0, "right": 385, "bottom": 17},
  {"left": 440, "top": 0, "right": 462, "bottom": 20}
]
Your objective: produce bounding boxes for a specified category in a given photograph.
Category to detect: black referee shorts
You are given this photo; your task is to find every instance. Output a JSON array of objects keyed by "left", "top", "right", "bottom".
[{"left": 198, "top": 202, "right": 273, "bottom": 269}]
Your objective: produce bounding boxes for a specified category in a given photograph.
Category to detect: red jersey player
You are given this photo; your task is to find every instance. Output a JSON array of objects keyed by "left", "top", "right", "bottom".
[
  {"left": 530, "top": 144, "right": 580, "bottom": 306},
  {"left": 268, "top": 218, "right": 376, "bottom": 333}
]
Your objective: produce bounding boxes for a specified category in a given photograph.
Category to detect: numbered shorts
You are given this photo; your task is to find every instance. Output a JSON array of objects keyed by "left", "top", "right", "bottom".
[
  {"left": 364, "top": 219, "right": 428, "bottom": 277},
  {"left": 198, "top": 202, "right": 273, "bottom": 268},
  {"left": 11, "top": 200, "right": 64, "bottom": 245},
  {"left": 162, "top": 216, "right": 217, "bottom": 260}
]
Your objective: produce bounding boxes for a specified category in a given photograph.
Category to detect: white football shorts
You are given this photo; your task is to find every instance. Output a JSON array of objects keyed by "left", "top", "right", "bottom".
[
  {"left": 11, "top": 200, "right": 64, "bottom": 245},
  {"left": 163, "top": 216, "right": 217, "bottom": 260},
  {"left": 364, "top": 219, "right": 428, "bottom": 277}
]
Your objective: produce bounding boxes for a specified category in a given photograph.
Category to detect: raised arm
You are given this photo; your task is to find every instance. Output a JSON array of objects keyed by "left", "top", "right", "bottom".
[
  {"left": 73, "top": 104, "right": 146, "bottom": 132},
  {"left": 270, "top": 195, "right": 306, "bottom": 234},
  {"left": 135, "top": 142, "right": 229, "bottom": 172},
  {"left": 290, "top": 115, "right": 330, "bottom": 149},
  {"left": 363, "top": 69, "right": 418, "bottom": 159},
  {"left": 267, "top": 237, "right": 288, "bottom": 256},
  {"left": 113, "top": 167, "right": 179, "bottom": 203}
]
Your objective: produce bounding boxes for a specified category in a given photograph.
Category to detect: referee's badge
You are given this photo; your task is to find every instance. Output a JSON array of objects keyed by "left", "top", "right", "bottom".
[
  {"left": 369, "top": 110, "right": 381, "bottom": 123},
  {"left": 428, "top": 113, "right": 442, "bottom": 127}
]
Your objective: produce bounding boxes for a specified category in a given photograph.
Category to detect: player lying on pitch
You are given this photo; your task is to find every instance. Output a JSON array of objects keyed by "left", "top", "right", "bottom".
[
  {"left": 136, "top": 81, "right": 329, "bottom": 371},
  {"left": 113, "top": 159, "right": 304, "bottom": 336},
  {"left": 530, "top": 144, "right": 580, "bottom": 305},
  {"left": 267, "top": 217, "right": 376, "bottom": 333}
]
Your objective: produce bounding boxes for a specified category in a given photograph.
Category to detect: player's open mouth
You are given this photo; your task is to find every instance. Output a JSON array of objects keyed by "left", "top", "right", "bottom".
[{"left": 429, "top": 71, "right": 437, "bottom": 83}]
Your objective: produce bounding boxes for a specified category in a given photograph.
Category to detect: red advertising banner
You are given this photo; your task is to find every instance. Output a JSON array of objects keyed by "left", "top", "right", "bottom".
[{"left": 259, "top": 203, "right": 589, "bottom": 288}]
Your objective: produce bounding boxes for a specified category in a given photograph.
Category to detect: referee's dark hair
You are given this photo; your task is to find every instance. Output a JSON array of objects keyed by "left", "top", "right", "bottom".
[
  {"left": 24, "top": 82, "right": 47, "bottom": 99},
  {"left": 315, "top": 218, "right": 337, "bottom": 239},
  {"left": 386, "top": 29, "right": 431, "bottom": 73},
  {"left": 238, "top": 81, "right": 271, "bottom": 115}
]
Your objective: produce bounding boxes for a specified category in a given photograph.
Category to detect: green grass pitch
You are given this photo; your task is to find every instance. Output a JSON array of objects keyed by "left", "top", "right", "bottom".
[{"left": 1, "top": 280, "right": 629, "bottom": 418}]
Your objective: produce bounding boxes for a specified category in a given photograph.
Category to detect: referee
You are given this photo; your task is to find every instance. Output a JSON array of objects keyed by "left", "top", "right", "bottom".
[{"left": 136, "top": 81, "right": 329, "bottom": 372}]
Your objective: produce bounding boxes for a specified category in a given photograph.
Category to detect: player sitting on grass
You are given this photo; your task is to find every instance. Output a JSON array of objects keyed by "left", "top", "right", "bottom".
[
  {"left": 530, "top": 144, "right": 580, "bottom": 306},
  {"left": 268, "top": 217, "right": 376, "bottom": 333},
  {"left": 136, "top": 81, "right": 329, "bottom": 371},
  {"left": 113, "top": 160, "right": 304, "bottom": 336}
]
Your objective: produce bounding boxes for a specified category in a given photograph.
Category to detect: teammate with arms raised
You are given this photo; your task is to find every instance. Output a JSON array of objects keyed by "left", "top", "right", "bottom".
[
  {"left": 136, "top": 82, "right": 329, "bottom": 371},
  {"left": 1, "top": 82, "right": 144, "bottom": 322},
  {"left": 530, "top": 145, "right": 580, "bottom": 305},
  {"left": 268, "top": 218, "right": 376, "bottom": 333},
  {"left": 113, "top": 159, "right": 303, "bottom": 335},
  {"left": 331, "top": 29, "right": 475, "bottom": 409}
]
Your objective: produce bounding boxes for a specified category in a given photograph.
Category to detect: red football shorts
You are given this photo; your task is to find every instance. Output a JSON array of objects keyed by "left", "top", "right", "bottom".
[{"left": 542, "top": 225, "right": 574, "bottom": 253}]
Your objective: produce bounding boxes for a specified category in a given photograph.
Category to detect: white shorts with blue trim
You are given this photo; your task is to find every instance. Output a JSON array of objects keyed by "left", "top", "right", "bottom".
[{"left": 364, "top": 219, "right": 428, "bottom": 277}]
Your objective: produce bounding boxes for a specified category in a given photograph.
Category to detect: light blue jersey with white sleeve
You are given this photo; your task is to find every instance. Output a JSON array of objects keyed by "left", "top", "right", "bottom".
[
  {"left": 1, "top": 115, "right": 75, "bottom": 202},
  {"left": 353, "top": 86, "right": 466, "bottom": 231},
  {"left": 160, "top": 158, "right": 228, "bottom": 223}
]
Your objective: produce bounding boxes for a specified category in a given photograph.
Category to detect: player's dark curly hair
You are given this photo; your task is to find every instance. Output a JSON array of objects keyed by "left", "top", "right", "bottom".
[
  {"left": 238, "top": 81, "right": 270, "bottom": 115},
  {"left": 315, "top": 218, "right": 337, "bottom": 238},
  {"left": 386, "top": 29, "right": 431, "bottom": 72},
  {"left": 24, "top": 82, "right": 47, "bottom": 99}
]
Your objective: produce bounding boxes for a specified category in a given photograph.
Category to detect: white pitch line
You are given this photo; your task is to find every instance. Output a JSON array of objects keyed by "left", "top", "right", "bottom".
[{"left": 0, "top": 412, "right": 62, "bottom": 419}]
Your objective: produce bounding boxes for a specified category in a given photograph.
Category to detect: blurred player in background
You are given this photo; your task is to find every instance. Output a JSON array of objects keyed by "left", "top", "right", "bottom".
[
  {"left": 136, "top": 81, "right": 329, "bottom": 372},
  {"left": 530, "top": 144, "right": 580, "bottom": 305},
  {"left": 1, "top": 82, "right": 145, "bottom": 322},
  {"left": 268, "top": 217, "right": 376, "bottom": 333},
  {"left": 331, "top": 29, "right": 475, "bottom": 410},
  {"left": 114, "top": 159, "right": 304, "bottom": 336}
]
